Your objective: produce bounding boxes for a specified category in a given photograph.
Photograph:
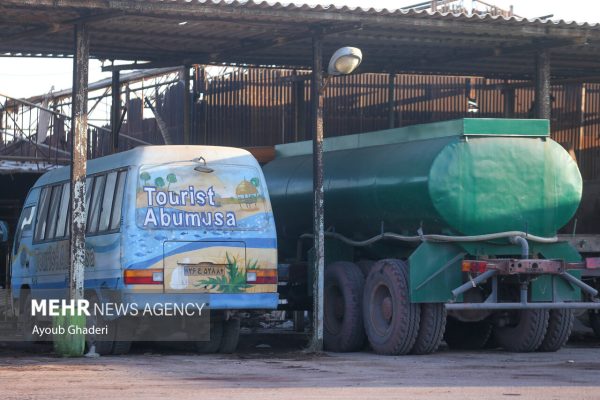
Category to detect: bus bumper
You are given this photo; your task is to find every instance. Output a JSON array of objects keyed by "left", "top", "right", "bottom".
[{"left": 119, "top": 292, "right": 279, "bottom": 310}]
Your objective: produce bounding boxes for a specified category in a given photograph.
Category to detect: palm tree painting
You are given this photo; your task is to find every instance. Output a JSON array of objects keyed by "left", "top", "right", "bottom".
[
  {"left": 154, "top": 177, "right": 165, "bottom": 191},
  {"left": 166, "top": 173, "right": 177, "bottom": 190},
  {"left": 140, "top": 171, "right": 151, "bottom": 186}
]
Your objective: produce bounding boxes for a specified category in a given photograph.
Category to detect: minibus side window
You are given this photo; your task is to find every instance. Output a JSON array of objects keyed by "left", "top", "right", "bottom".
[
  {"left": 55, "top": 182, "right": 70, "bottom": 238},
  {"left": 14, "top": 206, "right": 35, "bottom": 255},
  {"left": 45, "top": 185, "right": 63, "bottom": 240},
  {"left": 34, "top": 187, "right": 51, "bottom": 242},
  {"left": 88, "top": 174, "right": 106, "bottom": 234},
  {"left": 98, "top": 171, "right": 118, "bottom": 232},
  {"left": 110, "top": 170, "right": 127, "bottom": 231}
]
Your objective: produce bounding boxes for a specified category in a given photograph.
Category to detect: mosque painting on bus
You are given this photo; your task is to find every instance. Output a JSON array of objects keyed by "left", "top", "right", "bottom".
[{"left": 135, "top": 163, "right": 268, "bottom": 230}]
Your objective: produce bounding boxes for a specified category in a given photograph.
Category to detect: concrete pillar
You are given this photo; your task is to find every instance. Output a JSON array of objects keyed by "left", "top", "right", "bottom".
[
  {"left": 309, "top": 33, "right": 324, "bottom": 353},
  {"left": 69, "top": 23, "right": 89, "bottom": 303}
]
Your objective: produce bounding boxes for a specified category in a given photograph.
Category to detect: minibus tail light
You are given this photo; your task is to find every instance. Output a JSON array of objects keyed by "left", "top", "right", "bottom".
[
  {"left": 124, "top": 269, "right": 164, "bottom": 285},
  {"left": 246, "top": 269, "right": 277, "bottom": 284}
]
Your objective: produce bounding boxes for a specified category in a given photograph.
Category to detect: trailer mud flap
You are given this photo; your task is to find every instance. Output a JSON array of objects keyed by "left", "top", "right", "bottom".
[
  {"left": 409, "top": 242, "right": 464, "bottom": 303},
  {"left": 531, "top": 242, "right": 582, "bottom": 302}
]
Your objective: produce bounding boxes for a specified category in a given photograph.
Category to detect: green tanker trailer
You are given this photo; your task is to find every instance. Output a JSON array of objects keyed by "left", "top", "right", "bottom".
[{"left": 264, "top": 118, "right": 600, "bottom": 355}]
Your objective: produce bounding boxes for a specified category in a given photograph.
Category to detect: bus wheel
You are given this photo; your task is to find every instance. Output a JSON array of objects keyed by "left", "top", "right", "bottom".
[
  {"left": 112, "top": 318, "right": 134, "bottom": 355},
  {"left": 537, "top": 309, "right": 573, "bottom": 352},
  {"left": 219, "top": 318, "right": 241, "bottom": 354},
  {"left": 195, "top": 320, "right": 223, "bottom": 353},
  {"left": 411, "top": 303, "right": 446, "bottom": 355},
  {"left": 324, "top": 261, "right": 365, "bottom": 352},
  {"left": 83, "top": 293, "right": 115, "bottom": 355},
  {"left": 19, "top": 293, "right": 36, "bottom": 343},
  {"left": 493, "top": 309, "right": 549, "bottom": 352},
  {"left": 444, "top": 317, "right": 492, "bottom": 350},
  {"left": 363, "top": 259, "right": 420, "bottom": 355}
]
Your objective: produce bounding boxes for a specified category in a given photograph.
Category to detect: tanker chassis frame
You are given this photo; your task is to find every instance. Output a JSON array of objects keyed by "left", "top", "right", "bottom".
[{"left": 280, "top": 232, "right": 600, "bottom": 354}]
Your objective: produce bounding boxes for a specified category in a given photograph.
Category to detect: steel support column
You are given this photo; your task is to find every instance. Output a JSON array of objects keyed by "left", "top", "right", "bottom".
[
  {"left": 388, "top": 73, "right": 395, "bottom": 128},
  {"left": 534, "top": 49, "right": 551, "bottom": 119},
  {"left": 69, "top": 23, "right": 89, "bottom": 302},
  {"left": 111, "top": 70, "right": 120, "bottom": 152},
  {"left": 183, "top": 65, "right": 191, "bottom": 144},
  {"left": 308, "top": 33, "right": 325, "bottom": 352}
]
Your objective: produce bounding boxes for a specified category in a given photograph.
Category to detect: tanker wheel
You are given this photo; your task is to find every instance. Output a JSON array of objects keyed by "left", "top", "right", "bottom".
[
  {"left": 493, "top": 309, "right": 549, "bottom": 352},
  {"left": 363, "top": 259, "right": 420, "bottom": 355},
  {"left": 537, "top": 309, "right": 573, "bottom": 352},
  {"left": 324, "top": 261, "right": 365, "bottom": 352},
  {"left": 444, "top": 317, "right": 492, "bottom": 350},
  {"left": 195, "top": 320, "right": 224, "bottom": 353},
  {"left": 356, "top": 260, "right": 375, "bottom": 278},
  {"left": 411, "top": 303, "right": 446, "bottom": 355},
  {"left": 589, "top": 310, "right": 600, "bottom": 338}
]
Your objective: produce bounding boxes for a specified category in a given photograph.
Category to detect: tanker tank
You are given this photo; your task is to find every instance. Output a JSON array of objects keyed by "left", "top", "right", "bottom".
[{"left": 263, "top": 118, "right": 582, "bottom": 257}]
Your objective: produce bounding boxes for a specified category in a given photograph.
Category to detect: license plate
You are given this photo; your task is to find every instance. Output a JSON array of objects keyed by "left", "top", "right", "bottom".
[{"left": 182, "top": 263, "right": 227, "bottom": 277}]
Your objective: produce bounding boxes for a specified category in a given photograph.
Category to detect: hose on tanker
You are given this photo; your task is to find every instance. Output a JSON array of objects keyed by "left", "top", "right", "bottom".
[{"left": 299, "top": 230, "right": 558, "bottom": 248}]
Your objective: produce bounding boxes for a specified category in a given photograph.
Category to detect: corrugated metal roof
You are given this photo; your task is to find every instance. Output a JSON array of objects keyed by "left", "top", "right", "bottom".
[{"left": 1, "top": 0, "right": 600, "bottom": 79}]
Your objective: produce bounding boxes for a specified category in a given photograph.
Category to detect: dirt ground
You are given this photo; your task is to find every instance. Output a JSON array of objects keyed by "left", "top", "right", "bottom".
[{"left": 1, "top": 332, "right": 600, "bottom": 400}]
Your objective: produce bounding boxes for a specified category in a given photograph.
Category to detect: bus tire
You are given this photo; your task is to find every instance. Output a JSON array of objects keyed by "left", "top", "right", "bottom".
[
  {"left": 111, "top": 319, "right": 133, "bottom": 355},
  {"left": 537, "top": 309, "right": 573, "bottom": 352},
  {"left": 324, "top": 261, "right": 365, "bottom": 352},
  {"left": 195, "top": 320, "right": 223, "bottom": 353},
  {"left": 363, "top": 259, "right": 420, "bottom": 355},
  {"left": 84, "top": 294, "right": 115, "bottom": 356},
  {"left": 19, "top": 292, "right": 36, "bottom": 343},
  {"left": 411, "top": 303, "right": 446, "bottom": 355},
  {"left": 493, "top": 309, "right": 549, "bottom": 352},
  {"left": 444, "top": 317, "right": 492, "bottom": 350},
  {"left": 219, "top": 318, "right": 241, "bottom": 354}
]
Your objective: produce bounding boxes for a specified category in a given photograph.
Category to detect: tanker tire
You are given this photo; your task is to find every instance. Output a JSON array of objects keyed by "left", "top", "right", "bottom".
[
  {"left": 219, "top": 318, "right": 241, "bottom": 354},
  {"left": 493, "top": 309, "right": 549, "bottom": 352},
  {"left": 411, "top": 303, "right": 446, "bottom": 355},
  {"left": 589, "top": 310, "right": 600, "bottom": 338},
  {"left": 324, "top": 261, "right": 366, "bottom": 352},
  {"left": 444, "top": 317, "right": 492, "bottom": 350},
  {"left": 537, "top": 309, "right": 573, "bottom": 352},
  {"left": 195, "top": 320, "right": 223, "bottom": 353},
  {"left": 363, "top": 259, "right": 420, "bottom": 355}
]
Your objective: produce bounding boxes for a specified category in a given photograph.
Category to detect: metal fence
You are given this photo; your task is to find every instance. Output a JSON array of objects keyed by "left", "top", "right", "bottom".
[{"left": 2, "top": 67, "right": 599, "bottom": 179}]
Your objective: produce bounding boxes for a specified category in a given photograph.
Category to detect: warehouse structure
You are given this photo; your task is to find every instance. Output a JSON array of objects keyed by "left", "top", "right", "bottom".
[{"left": 2, "top": 0, "right": 600, "bottom": 350}]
